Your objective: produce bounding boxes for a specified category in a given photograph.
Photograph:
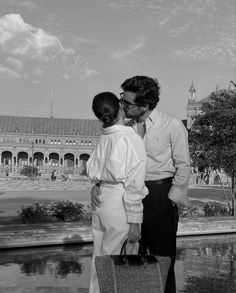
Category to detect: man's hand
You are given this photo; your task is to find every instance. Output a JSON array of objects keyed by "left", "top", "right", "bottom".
[
  {"left": 91, "top": 185, "right": 102, "bottom": 210},
  {"left": 127, "top": 223, "right": 141, "bottom": 243}
]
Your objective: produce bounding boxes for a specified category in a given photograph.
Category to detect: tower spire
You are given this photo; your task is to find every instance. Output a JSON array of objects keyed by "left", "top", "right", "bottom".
[{"left": 189, "top": 81, "right": 196, "bottom": 101}]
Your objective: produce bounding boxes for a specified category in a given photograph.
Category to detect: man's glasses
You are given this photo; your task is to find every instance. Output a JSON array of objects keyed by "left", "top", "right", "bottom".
[{"left": 119, "top": 93, "right": 140, "bottom": 108}]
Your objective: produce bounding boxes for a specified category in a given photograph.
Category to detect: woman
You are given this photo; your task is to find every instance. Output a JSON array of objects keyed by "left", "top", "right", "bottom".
[{"left": 87, "top": 92, "right": 148, "bottom": 293}]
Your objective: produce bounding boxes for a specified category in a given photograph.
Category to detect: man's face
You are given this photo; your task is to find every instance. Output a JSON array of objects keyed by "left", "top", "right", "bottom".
[{"left": 120, "top": 91, "right": 144, "bottom": 119}]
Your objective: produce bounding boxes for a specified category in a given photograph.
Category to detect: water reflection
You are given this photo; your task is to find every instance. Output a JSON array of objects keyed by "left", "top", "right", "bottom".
[
  {"left": 176, "top": 234, "right": 236, "bottom": 293},
  {"left": 0, "top": 235, "right": 235, "bottom": 292},
  {"left": 1, "top": 245, "right": 90, "bottom": 277},
  {"left": 0, "top": 245, "right": 92, "bottom": 290},
  {"left": 21, "top": 258, "right": 83, "bottom": 277}
]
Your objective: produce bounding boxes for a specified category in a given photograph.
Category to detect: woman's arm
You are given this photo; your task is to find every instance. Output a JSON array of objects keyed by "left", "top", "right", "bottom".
[{"left": 123, "top": 158, "right": 148, "bottom": 224}]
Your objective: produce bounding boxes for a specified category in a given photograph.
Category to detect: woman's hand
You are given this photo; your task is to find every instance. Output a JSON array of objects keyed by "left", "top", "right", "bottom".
[{"left": 127, "top": 223, "right": 141, "bottom": 243}]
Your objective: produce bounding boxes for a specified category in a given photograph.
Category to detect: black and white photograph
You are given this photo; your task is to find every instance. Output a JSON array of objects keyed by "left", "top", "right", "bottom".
[{"left": 0, "top": 1, "right": 235, "bottom": 292}]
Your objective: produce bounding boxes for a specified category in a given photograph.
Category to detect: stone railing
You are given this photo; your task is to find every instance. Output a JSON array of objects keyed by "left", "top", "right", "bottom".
[{"left": 0, "top": 217, "right": 236, "bottom": 249}]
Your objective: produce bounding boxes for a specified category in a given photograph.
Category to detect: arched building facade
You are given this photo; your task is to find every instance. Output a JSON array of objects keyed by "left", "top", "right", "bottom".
[
  {"left": 0, "top": 116, "right": 102, "bottom": 178},
  {"left": 0, "top": 84, "right": 214, "bottom": 179}
]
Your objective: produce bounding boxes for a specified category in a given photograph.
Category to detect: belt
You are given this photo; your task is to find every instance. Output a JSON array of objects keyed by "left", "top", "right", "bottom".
[{"left": 145, "top": 177, "right": 173, "bottom": 185}]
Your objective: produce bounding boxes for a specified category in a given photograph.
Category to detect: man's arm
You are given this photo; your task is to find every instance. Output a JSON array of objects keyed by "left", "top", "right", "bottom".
[{"left": 168, "top": 119, "right": 191, "bottom": 207}]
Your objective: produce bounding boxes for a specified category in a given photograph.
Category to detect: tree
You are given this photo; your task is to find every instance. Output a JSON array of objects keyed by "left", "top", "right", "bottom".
[
  {"left": 20, "top": 165, "right": 39, "bottom": 180},
  {"left": 189, "top": 84, "right": 236, "bottom": 215}
]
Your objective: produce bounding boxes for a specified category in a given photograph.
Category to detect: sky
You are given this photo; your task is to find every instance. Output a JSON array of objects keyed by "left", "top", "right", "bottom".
[{"left": 0, "top": 0, "right": 235, "bottom": 120}]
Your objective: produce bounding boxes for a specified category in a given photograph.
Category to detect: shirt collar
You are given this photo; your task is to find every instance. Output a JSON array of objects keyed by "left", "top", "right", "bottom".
[
  {"left": 103, "top": 124, "right": 128, "bottom": 135},
  {"left": 125, "top": 107, "right": 160, "bottom": 127},
  {"left": 147, "top": 107, "right": 159, "bottom": 124}
]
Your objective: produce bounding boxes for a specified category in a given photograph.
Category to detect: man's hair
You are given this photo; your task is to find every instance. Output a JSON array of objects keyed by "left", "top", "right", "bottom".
[
  {"left": 121, "top": 76, "right": 160, "bottom": 110},
  {"left": 92, "top": 92, "right": 120, "bottom": 128}
]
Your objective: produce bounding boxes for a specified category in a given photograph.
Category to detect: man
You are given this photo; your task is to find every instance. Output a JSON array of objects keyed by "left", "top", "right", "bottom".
[{"left": 91, "top": 76, "right": 190, "bottom": 293}]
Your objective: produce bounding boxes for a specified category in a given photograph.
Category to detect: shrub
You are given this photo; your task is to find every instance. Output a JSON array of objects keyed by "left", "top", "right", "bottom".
[
  {"left": 203, "top": 202, "right": 229, "bottom": 217},
  {"left": 18, "top": 203, "right": 55, "bottom": 224},
  {"left": 18, "top": 200, "right": 85, "bottom": 224},
  {"left": 50, "top": 200, "right": 85, "bottom": 222},
  {"left": 179, "top": 206, "right": 204, "bottom": 218},
  {"left": 178, "top": 200, "right": 230, "bottom": 218},
  {"left": 20, "top": 165, "right": 39, "bottom": 180}
]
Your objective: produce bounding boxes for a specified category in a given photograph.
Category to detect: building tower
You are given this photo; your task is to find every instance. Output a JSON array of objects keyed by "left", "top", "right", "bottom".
[{"left": 186, "top": 81, "right": 199, "bottom": 129}]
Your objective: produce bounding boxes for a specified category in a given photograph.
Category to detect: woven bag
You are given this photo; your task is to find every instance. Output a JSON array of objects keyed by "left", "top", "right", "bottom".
[{"left": 95, "top": 240, "right": 171, "bottom": 293}]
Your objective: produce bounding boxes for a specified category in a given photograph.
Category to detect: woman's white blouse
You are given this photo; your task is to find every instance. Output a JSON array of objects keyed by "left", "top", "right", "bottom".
[{"left": 86, "top": 124, "right": 148, "bottom": 223}]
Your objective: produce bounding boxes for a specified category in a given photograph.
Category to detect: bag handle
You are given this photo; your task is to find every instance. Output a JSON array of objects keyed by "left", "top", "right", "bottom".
[
  {"left": 120, "top": 239, "right": 128, "bottom": 256},
  {"left": 120, "top": 239, "right": 158, "bottom": 264},
  {"left": 120, "top": 239, "right": 146, "bottom": 257}
]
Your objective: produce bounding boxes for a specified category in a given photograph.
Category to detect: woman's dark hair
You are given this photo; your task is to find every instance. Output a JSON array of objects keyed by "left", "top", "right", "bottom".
[
  {"left": 121, "top": 76, "right": 160, "bottom": 110},
  {"left": 92, "top": 92, "right": 120, "bottom": 128}
]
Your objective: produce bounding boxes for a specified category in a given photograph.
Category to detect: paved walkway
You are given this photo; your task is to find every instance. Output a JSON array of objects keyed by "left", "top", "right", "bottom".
[
  {"left": 0, "top": 178, "right": 91, "bottom": 191},
  {"left": 0, "top": 177, "right": 224, "bottom": 192}
]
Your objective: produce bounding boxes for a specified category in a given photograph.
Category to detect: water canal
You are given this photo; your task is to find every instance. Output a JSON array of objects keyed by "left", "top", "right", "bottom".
[{"left": 0, "top": 234, "right": 235, "bottom": 293}]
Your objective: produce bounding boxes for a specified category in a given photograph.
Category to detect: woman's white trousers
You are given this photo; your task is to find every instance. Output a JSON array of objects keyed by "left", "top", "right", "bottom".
[{"left": 89, "top": 183, "right": 138, "bottom": 293}]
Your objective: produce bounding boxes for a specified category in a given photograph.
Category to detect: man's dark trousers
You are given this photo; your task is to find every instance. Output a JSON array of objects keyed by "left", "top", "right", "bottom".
[{"left": 140, "top": 179, "right": 178, "bottom": 293}]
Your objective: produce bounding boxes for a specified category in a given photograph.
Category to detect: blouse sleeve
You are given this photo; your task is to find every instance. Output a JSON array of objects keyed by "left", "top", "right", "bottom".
[{"left": 123, "top": 135, "right": 148, "bottom": 224}]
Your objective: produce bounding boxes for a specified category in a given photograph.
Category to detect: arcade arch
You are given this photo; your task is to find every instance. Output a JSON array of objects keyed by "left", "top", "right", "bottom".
[
  {"left": 34, "top": 152, "right": 44, "bottom": 167},
  {"left": 1, "top": 151, "right": 12, "bottom": 166},
  {"left": 64, "top": 153, "right": 74, "bottom": 167},
  {"left": 17, "top": 151, "right": 28, "bottom": 166},
  {"left": 79, "top": 153, "right": 90, "bottom": 175},
  {"left": 49, "top": 153, "right": 59, "bottom": 167}
]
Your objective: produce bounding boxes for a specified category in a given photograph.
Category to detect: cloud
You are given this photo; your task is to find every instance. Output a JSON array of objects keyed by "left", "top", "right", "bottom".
[
  {"left": 0, "top": 13, "right": 98, "bottom": 81},
  {"left": 0, "top": 0, "right": 37, "bottom": 11},
  {"left": 171, "top": 45, "right": 214, "bottom": 60},
  {"left": 6, "top": 57, "right": 23, "bottom": 69},
  {"left": 0, "top": 14, "right": 73, "bottom": 62},
  {"left": 107, "top": 0, "right": 185, "bottom": 28},
  {"left": 111, "top": 37, "right": 146, "bottom": 59},
  {"left": 17, "top": 0, "right": 38, "bottom": 11},
  {"left": 82, "top": 62, "right": 98, "bottom": 79},
  {"left": 170, "top": 13, "right": 236, "bottom": 63},
  {"left": 107, "top": 0, "right": 234, "bottom": 31},
  {"left": 0, "top": 64, "right": 21, "bottom": 79},
  {"left": 71, "top": 35, "right": 96, "bottom": 45},
  {"left": 168, "top": 23, "right": 193, "bottom": 38},
  {"left": 63, "top": 55, "right": 98, "bottom": 81},
  {"left": 170, "top": 43, "right": 235, "bottom": 62}
]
